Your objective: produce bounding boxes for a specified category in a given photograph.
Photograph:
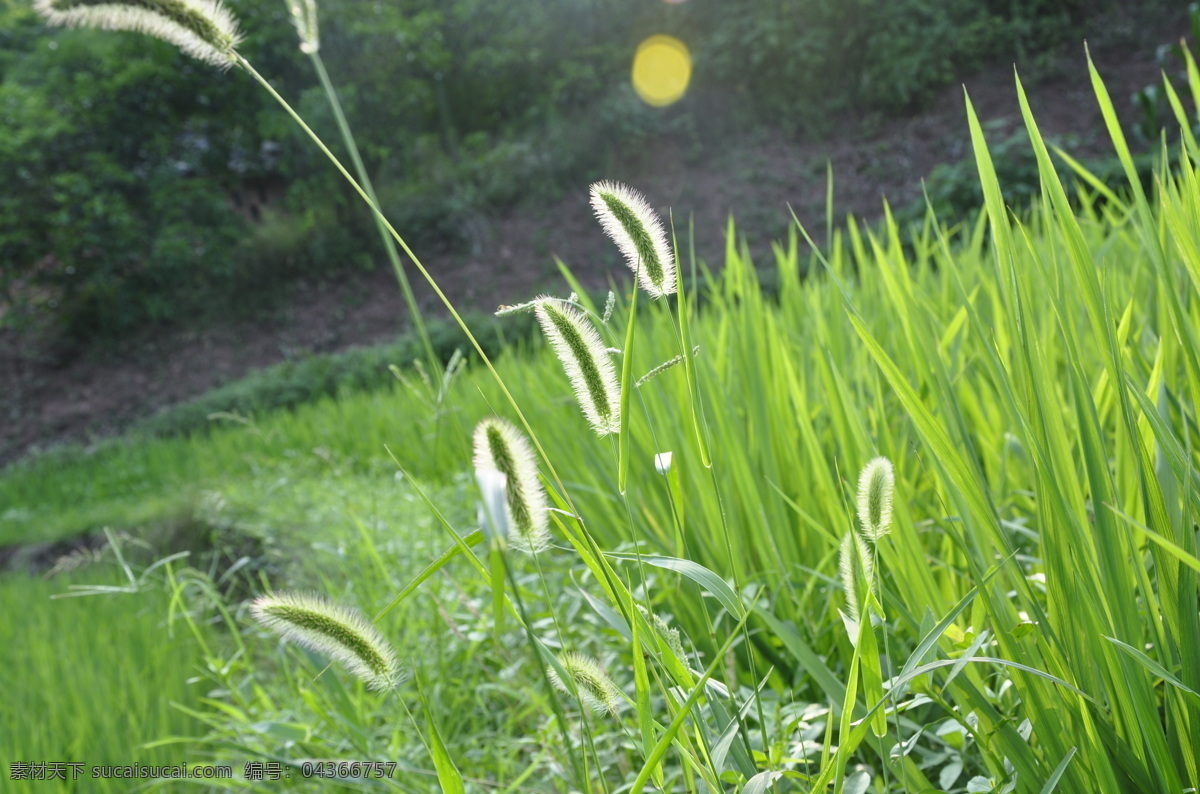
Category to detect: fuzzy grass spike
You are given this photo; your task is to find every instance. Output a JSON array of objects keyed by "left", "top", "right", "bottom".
[
  {"left": 637, "top": 605, "right": 686, "bottom": 659},
  {"left": 838, "top": 530, "right": 874, "bottom": 623},
  {"left": 547, "top": 652, "right": 621, "bottom": 714},
  {"left": 590, "top": 181, "right": 677, "bottom": 297},
  {"left": 250, "top": 592, "right": 400, "bottom": 690},
  {"left": 34, "top": 0, "right": 242, "bottom": 68},
  {"left": 473, "top": 417, "right": 549, "bottom": 553},
  {"left": 857, "top": 456, "right": 895, "bottom": 541},
  {"left": 534, "top": 298, "right": 621, "bottom": 435},
  {"left": 287, "top": 0, "right": 318, "bottom": 53}
]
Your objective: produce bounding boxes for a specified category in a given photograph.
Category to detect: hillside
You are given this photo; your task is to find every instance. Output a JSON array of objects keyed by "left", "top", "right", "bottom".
[{"left": 0, "top": 16, "right": 1187, "bottom": 467}]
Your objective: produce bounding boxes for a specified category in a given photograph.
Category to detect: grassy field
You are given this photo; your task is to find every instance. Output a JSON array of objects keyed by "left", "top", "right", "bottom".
[{"left": 3, "top": 54, "right": 1200, "bottom": 792}]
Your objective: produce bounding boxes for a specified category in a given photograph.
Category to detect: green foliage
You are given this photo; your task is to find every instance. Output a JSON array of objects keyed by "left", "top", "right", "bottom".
[
  {"left": 3, "top": 0, "right": 1175, "bottom": 348},
  {"left": 906, "top": 123, "right": 1171, "bottom": 229},
  {"left": 5, "top": 18, "right": 1200, "bottom": 789},
  {"left": 671, "top": 0, "right": 1132, "bottom": 131},
  {"left": 0, "top": 0, "right": 305, "bottom": 345},
  {"left": 9, "top": 83, "right": 1200, "bottom": 786},
  {"left": 8, "top": 72, "right": 1200, "bottom": 785}
]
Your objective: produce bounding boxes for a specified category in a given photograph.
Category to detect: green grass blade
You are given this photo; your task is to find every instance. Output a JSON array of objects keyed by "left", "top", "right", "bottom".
[{"left": 618, "top": 278, "right": 640, "bottom": 494}]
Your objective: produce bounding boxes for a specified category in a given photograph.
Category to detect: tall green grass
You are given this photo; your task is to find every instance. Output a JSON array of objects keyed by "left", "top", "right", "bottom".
[
  {"left": 3, "top": 54, "right": 1200, "bottom": 793},
  {"left": 0, "top": 573, "right": 212, "bottom": 792}
]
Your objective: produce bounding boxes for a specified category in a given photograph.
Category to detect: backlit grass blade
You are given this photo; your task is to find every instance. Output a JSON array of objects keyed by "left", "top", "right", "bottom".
[
  {"left": 855, "top": 604, "right": 886, "bottom": 738},
  {"left": 618, "top": 273, "right": 639, "bottom": 494},
  {"left": 418, "top": 684, "right": 466, "bottom": 794},
  {"left": 627, "top": 591, "right": 665, "bottom": 790},
  {"left": 372, "top": 529, "right": 485, "bottom": 621},
  {"left": 677, "top": 214, "right": 711, "bottom": 468}
]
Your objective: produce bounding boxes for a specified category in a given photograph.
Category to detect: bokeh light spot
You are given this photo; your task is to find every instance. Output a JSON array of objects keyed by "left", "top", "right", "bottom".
[{"left": 631, "top": 35, "right": 692, "bottom": 108}]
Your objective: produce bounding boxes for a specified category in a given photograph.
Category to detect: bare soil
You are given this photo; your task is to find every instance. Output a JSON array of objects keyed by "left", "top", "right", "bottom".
[{"left": 0, "top": 28, "right": 1185, "bottom": 468}]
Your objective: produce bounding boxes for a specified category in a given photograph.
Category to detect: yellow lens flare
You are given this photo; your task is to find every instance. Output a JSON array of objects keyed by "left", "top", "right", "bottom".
[{"left": 631, "top": 35, "right": 692, "bottom": 107}]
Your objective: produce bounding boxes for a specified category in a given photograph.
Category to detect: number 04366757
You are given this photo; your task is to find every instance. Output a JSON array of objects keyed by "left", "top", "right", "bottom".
[{"left": 300, "top": 761, "right": 397, "bottom": 779}]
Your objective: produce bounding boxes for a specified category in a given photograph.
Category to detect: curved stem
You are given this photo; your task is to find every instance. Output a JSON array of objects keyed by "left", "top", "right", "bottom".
[{"left": 306, "top": 50, "right": 438, "bottom": 375}]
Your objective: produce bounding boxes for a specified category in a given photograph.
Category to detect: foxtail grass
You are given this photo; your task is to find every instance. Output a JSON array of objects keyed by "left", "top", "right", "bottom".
[
  {"left": 251, "top": 591, "right": 400, "bottom": 691},
  {"left": 34, "top": 0, "right": 241, "bottom": 67},
  {"left": 590, "top": 181, "right": 677, "bottom": 298},
  {"left": 856, "top": 456, "right": 895, "bottom": 540},
  {"left": 473, "top": 417, "right": 550, "bottom": 553},
  {"left": 534, "top": 298, "right": 621, "bottom": 436},
  {"left": 547, "top": 652, "right": 622, "bottom": 715}
]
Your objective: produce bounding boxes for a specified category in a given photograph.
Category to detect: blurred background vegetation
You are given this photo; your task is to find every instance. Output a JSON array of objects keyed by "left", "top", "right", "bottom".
[{"left": 0, "top": 0, "right": 1180, "bottom": 350}]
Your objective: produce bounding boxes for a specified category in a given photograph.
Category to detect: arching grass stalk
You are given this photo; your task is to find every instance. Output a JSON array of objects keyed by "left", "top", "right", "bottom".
[
  {"left": 608, "top": 331, "right": 752, "bottom": 781},
  {"left": 388, "top": 452, "right": 595, "bottom": 790},
  {"left": 469, "top": 409, "right": 614, "bottom": 788},
  {"left": 24, "top": 0, "right": 599, "bottom": 565},
  {"left": 579, "top": 192, "right": 770, "bottom": 778},
  {"left": 581, "top": 198, "right": 770, "bottom": 774}
]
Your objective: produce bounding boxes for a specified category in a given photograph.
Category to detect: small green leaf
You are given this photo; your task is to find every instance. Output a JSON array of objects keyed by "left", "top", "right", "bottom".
[{"left": 742, "top": 770, "right": 784, "bottom": 794}]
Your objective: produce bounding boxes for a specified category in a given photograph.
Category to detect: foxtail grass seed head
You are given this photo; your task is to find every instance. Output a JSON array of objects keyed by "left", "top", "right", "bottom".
[
  {"left": 34, "top": 0, "right": 242, "bottom": 68},
  {"left": 547, "top": 652, "right": 621, "bottom": 714},
  {"left": 250, "top": 592, "right": 400, "bottom": 691},
  {"left": 287, "top": 0, "right": 318, "bottom": 53},
  {"left": 590, "top": 181, "right": 677, "bottom": 298},
  {"left": 857, "top": 456, "right": 895, "bottom": 540},
  {"left": 838, "top": 532, "right": 859, "bottom": 622},
  {"left": 534, "top": 298, "right": 621, "bottom": 435},
  {"left": 473, "top": 418, "right": 549, "bottom": 553}
]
